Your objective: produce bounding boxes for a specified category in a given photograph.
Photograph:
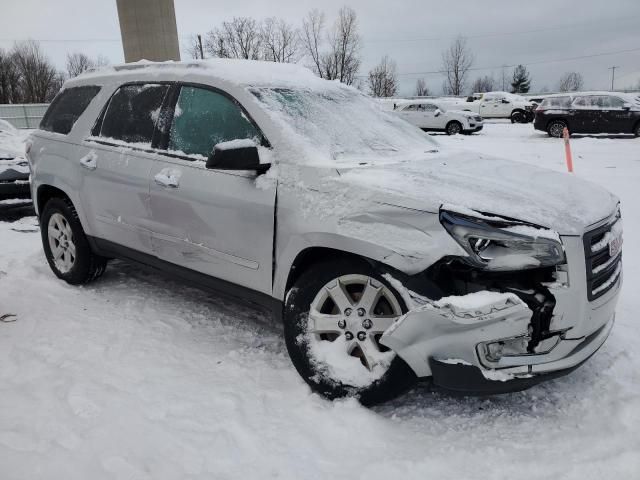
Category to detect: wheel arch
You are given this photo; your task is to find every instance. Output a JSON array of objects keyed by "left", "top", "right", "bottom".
[{"left": 37, "top": 184, "right": 71, "bottom": 215}]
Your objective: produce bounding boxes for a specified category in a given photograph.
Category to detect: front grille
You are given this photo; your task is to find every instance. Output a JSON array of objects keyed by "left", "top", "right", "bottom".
[{"left": 583, "top": 217, "right": 622, "bottom": 301}]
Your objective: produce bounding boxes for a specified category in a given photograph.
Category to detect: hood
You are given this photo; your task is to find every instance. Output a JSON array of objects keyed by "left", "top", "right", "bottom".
[{"left": 336, "top": 150, "right": 618, "bottom": 235}]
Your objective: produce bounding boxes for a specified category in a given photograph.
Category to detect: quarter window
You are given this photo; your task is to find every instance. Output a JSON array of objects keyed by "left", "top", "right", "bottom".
[
  {"left": 609, "top": 96, "right": 626, "bottom": 108},
  {"left": 168, "top": 86, "right": 260, "bottom": 158},
  {"left": 40, "top": 85, "right": 101, "bottom": 134},
  {"left": 99, "top": 84, "right": 169, "bottom": 145}
]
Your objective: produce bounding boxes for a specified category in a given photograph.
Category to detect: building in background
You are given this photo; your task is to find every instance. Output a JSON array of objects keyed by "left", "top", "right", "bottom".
[{"left": 115, "top": 0, "right": 180, "bottom": 63}]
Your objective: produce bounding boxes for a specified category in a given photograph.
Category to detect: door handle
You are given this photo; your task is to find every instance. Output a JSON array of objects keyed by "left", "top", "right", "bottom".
[
  {"left": 154, "top": 168, "right": 181, "bottom": 188},
  {"left": 79, "top": 151, "right": 97, "bottom": 170}
]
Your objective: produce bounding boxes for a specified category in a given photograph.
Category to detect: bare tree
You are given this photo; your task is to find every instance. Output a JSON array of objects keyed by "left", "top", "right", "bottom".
[
  {"left": 204, "top": 17, "right": 263, "bottom": 60},
  {"left": 329, "top": 7, "right": 361, "bottom": 85},
  {"left": 301, "top": 9, "right": 326, "bottom": 77},
  {"left": 301, "top": 7, "right": 361, "bottom": 85},
  {"left": 0, "top": 48, "right": 21, "bottom": 103},
  {"left": 470, "top": 75, "right": 495, "bottom": 93},
  {"left": 414, "top": 78, "right": 430, "bottom": 96},
  {"left": 261, "top": 17, "right": 301, "bottom": 63},
  {"left": 11, "top": 40, "right": 61, "bottom": 102},
  {"left": 367, "top": 55, "right": 397, "bottom": 97},
  {"left": 441, "top": 36, "right": 473, "bottom": 96},
  {"left": 558, "top": 72, "right": 584, "bottom": 92}
]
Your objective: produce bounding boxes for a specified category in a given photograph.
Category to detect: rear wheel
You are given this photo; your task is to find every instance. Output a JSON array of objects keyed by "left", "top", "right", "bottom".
[
  {"left": 445, "top": 121, "right": 462, "bottom": 135},
  {"left": 40, "top": 197, "right": 107, "bottom": 285},
  {"left": 283, "top": 258, "right": 416, "bottom": 405},
  {"left": 547, "top": 120, "right": 567, "bottom": 138}
]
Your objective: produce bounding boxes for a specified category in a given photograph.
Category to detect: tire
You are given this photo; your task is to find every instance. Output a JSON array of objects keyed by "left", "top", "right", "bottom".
[
  {"left": 510, "top": 110, "right": 526, "bottom": 124},
  {"left": 445, "top": 121, "right": 462, "bottom": 135},
  {"left": 634, "top": 122, "right": 640, "bottom": 137},
  {"left": 283, "top": 258, "right": 417, "bottom": 405},
  {"left": 547, "top": 120, "right": 568, "bottom": 138},
  {"left": 40, "top": 197, "right": 107, "bottom": 285}
]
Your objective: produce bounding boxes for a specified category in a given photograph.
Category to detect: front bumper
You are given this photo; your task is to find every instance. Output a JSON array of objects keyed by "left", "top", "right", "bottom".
[
  {"left": 380, "top": 230, "right": 621, "bottom": 394},
  {"left": 0, "top": 159, "right": 30, "bottom": 198}
]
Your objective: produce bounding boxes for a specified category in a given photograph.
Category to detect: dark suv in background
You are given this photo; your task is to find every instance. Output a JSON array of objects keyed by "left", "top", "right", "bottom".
[{"left": 534, "top": 92, "right": 640, "bottom": 137}]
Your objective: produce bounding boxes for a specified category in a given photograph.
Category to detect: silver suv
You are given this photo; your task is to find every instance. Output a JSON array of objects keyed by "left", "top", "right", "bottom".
[{"left": 29, "top": 60, "right": 622, "bottom": 404}]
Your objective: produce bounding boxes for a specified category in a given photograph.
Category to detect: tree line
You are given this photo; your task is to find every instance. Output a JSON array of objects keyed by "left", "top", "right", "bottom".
[
  {"left": 1, "top": 8, "right": 592, "bottom": 104},
  {"left": 0, "top": 40, "right": 107, "bottom": 104}
]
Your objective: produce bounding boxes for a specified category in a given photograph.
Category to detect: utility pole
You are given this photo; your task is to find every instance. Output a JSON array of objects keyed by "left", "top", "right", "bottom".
[
  {"left": 608, "top": 66, "right": 619, "bottom": 91},
  {"left": 197, "top": 34, "right": 204, "bottom": 60}
]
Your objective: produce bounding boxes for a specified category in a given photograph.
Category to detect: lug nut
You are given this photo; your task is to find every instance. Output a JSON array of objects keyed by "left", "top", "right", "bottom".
[
  {"left": 337, "top": 319, "right": 346, "bottom": 329},
  {"left": 344, "top": 308, "right": 352, "bottom": 316},
  {"left": 357, "top": 308, "right": 366, "bottom": 317},
  {"left": 362, "top": 318, "right": 372, "bottom": 329},
  {"left": 357, "top": 331, "right": 366, "bottom": 341},
  {"left": 345, "top": 331, "right": 354, "bottom": 341}
]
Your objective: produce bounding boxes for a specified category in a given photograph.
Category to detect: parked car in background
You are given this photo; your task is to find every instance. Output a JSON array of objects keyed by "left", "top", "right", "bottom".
[
  {"left": 534, "top": 92, "right": 640, "bottom": 137},
  {"left": 393, "top": 100, "right": 483, "bottom": 135},
  {"left": 29, "top": 60, "right": 621, "bottom": 405},
  {"left": 443, "top": 92, "right": 535, "bottom": 123},
  {"left": 0, "top": 119, "right": 30, "bottom": 199}
]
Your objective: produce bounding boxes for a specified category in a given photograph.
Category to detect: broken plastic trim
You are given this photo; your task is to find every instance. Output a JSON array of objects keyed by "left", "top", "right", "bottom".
[{"left": 439, "top": 209, "right": 565, "bottom": 271}]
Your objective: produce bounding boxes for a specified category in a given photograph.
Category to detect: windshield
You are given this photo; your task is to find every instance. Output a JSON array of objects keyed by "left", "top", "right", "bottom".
[{"left": 250, "top": 86, "right": 438, "bottom": 165}]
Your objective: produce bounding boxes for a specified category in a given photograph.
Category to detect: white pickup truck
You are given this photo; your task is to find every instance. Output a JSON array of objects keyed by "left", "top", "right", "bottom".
[{"left": 441, "top": 92, "right": 535, "bottom": 123}]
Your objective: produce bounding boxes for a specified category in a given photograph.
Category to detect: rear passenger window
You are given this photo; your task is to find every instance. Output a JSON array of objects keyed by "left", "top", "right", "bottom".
[
  {"left": 168, "top": 86, "right": 260, "bottom": 158},
  {"left": 99, "top": 84, "right": 169, "bottom": 145},
  {"left": 40, "top": 86, "right": 101, "bottom": 134}
]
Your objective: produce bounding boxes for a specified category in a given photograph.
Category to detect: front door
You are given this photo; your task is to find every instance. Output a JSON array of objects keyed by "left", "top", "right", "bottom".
[
  {"left": 607, "top": 96, "right": 634, "bottom": 133},
  {"left": 80, "top": 83, "right": 170, "bottom": 254},
  {"left": 147, "top": 84, "right": 276, "bottom": 294}
]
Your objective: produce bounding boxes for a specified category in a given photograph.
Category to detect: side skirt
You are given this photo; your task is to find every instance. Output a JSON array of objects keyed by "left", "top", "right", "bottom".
[{"left": 87, "top": 236, "right": 283, "bottom": 321}]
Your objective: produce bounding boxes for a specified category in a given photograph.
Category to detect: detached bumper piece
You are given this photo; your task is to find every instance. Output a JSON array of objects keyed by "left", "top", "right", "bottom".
[{"left": 380, "top": 292, "right": 615, "bottom": 395}]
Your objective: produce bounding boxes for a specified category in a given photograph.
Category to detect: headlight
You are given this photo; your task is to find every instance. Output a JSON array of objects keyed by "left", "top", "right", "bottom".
[{"left": 440, "top": 209, "right": 565, "bottom": 271}]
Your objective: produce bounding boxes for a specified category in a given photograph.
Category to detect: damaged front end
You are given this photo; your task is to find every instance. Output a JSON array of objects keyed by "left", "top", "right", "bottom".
[{"left": 380, "top": 207, "right": 620, "bottom": 394}]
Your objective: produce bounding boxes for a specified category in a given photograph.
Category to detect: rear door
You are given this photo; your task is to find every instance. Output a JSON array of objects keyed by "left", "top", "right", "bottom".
[
  {"left": 397, "top": 104, "right": 423, "bottom": 127},
  {"left": 479, "top": 95, "right": 500, "bottom": 118},
  {"left": 147, "top": 84, "right": 276, "bottom": 294},
  {"left": 81, "top": 83, "right": 170, "bottom": 254}
]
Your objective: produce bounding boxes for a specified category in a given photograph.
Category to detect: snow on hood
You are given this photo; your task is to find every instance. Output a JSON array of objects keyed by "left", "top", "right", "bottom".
[{"left": 336, "top": 149, "right": 618, "bottom": 235}]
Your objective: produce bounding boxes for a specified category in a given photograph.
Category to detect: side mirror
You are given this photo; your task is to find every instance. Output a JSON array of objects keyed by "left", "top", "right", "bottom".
[
  {"left": 206, "top": 141, "right": 269, "bottom": 173},
  {"left": 622, "top": 103, "right": 632, "bottom": 111},
  {"left": 434, "top": 109, "right": 442, "bottom": 117},
  {"left": 501, "top": 99, "right": 510, "bottom": 104}
]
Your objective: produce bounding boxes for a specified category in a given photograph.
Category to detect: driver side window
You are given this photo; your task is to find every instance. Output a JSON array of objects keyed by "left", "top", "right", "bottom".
[{"left": 168, "top": 86, "right": 260, "bottom": 158}]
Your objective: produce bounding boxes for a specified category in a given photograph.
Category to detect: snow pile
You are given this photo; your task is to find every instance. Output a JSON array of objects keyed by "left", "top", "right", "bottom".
[{"left": 306, "top": 333, "right": 394, "bottom": 388}]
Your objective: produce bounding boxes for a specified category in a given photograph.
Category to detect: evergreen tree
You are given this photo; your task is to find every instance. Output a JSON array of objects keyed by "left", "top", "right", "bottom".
[{"left": 510, "top": 64, "right": 531, "bottom": 93}]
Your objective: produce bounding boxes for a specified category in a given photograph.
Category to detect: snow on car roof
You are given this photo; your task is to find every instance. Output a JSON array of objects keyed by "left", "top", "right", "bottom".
[{"left": 69, "top": 58, "right": 326, "bottom": 89}]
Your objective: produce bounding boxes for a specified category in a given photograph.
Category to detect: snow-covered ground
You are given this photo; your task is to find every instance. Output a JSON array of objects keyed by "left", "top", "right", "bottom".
[{"left": 1, "top": 123, "right": 639, "bottom": 479}]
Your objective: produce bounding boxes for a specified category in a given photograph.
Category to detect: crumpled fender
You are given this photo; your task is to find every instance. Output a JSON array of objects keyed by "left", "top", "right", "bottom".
[{"left": 380, "top": 293, "right": 532, "bottom": 377}]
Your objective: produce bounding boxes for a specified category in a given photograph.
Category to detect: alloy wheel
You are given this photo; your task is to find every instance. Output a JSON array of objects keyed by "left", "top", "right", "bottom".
[
  {"left": 47, "top": 213, "right": 76, "bottom": 273},
  {"left": 306, "top": 274, "right": 403, "bottom": 372}
]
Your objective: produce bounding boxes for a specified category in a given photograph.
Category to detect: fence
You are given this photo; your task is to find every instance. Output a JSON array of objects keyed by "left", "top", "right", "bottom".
[{"left": 0, "top": 104, "right": 49, "bottom": 129}]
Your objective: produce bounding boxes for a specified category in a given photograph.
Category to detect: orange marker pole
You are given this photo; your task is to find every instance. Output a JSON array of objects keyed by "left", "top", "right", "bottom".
[{"left": 563, "top": 127, "right": 574, "bottom": 173}]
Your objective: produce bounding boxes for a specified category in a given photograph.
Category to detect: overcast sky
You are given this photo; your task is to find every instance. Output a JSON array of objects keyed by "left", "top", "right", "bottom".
[{"left": 1, "top": 0, "right": 639, "bottom": 95}]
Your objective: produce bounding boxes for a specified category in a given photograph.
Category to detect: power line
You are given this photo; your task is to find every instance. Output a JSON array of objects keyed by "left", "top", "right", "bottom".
[
  {"left": 383, "top": 47, "right": 640, "bottom": 78},
  {"left": 362, "top": 14, "right": 640, "bottom": 44}
]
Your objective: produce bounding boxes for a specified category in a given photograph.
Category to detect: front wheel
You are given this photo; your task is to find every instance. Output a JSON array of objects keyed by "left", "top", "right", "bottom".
[
  {"left": 40, "top": 197, "right": 107, "bottom": 285},
  {"left": 445, "top": 121, "right": 462, "bottom": 135},
  {"left": 283, "top": 259, "right": 416, "bottom": 405},
  {"left": 510, "top": 110, "right": 526, "bottom": 123}
]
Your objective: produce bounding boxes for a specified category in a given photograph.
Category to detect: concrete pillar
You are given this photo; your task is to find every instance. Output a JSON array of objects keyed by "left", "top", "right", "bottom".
[{"left": 116, "top": 0, "right": 181, "bottom": 63}]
